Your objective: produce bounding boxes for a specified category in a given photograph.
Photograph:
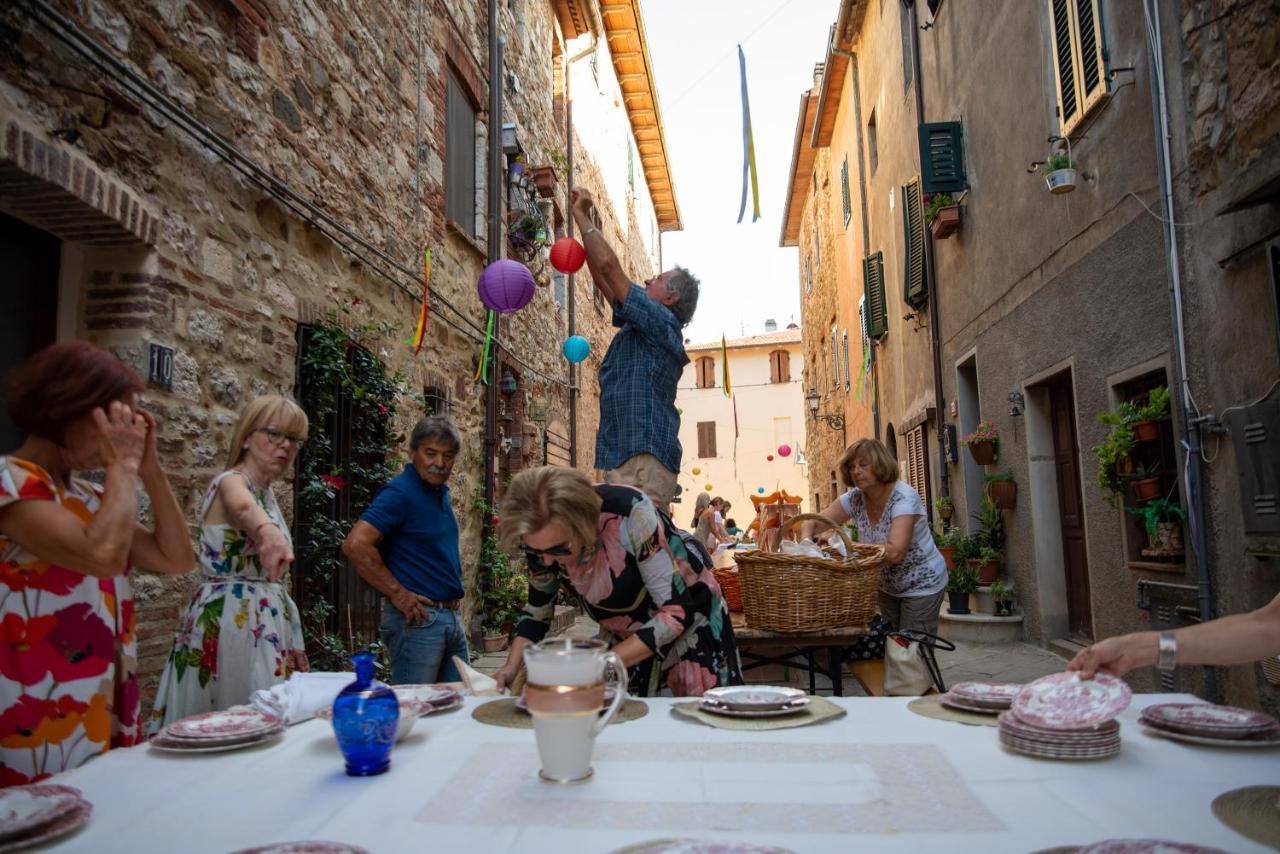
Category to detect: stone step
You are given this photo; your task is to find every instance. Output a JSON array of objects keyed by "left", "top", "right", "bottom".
[
  {"left": 1046, "top": 636, "right": 1088, "bottom": 663},
  {"left": 938, "top": 610, "right": 1024, "bottom": 644}
]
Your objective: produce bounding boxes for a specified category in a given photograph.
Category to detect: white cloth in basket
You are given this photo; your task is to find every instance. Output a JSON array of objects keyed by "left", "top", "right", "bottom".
[
  {"left": 248, "top": 671, "right": 351, "bottom": 724},
  {"left": 452, "top": 656, "right": 500, "bottom": 696}
]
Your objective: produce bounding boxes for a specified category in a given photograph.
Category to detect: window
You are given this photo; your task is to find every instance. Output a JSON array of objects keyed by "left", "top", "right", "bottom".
[
  {"left": 696, "top": 421, "right": 717, "bottom": 458},
  {"left": 553, "top": 272, "right": 566, "bottom": 311},
  {"left": 863, "top": 251, "right": 887, "bottom": 339},
  {"left": 445, "top": 71, "right": 477, "bottom": 236},
  {"left": 695, "top": 355, "right": 716, "bottom": 389},
  {"left": 769, "top": 349, "right": 791, "bottom": 383},
  {"left": 830, "top": 326, "right": 840, "bottom": 391},
  {"left": 902, "top": 177, "right": 927, "bottom": 308},
  {"left": 904, "top": 425, "right": 931, "bottom": 510},
  {"left": 919, "top": 122, "right": 968, "bottom": 193},
  {"left": 1048, "top": 0, "right": 1109, "bottom": 137},
  {"left": 900, "top": 1, "right": 914, "bottom": 91},
  {"left": 805, "top": 255, "right": 812, "bottom": 294},
  {"left": 424, "top": 384, "right": 451, "bottom": 417},
  {"left": 840, "top": 157, "right": 852, "bottom": 227},
  {"left": 841, "top": 331, "right": 850, "bottom": 392},
  {"left": 867, "top": 110, "right": 878, "bottom": 175}
]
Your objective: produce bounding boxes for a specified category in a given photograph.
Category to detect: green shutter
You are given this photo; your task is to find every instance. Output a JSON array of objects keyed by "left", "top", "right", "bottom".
[
  {"left": 864, "top": 252, "right": 887, "bottom": 339},
  {"left": 902, "top": 177, "right": 928, "bottom": 309},
  {"left": 918, "top": 122, "right": 967, "bottom": 193}
]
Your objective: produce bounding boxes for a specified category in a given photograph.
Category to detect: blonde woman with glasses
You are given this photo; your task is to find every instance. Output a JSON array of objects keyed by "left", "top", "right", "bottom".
[{"left": 149, "top": 395, "right": 310, "bottom": 730}]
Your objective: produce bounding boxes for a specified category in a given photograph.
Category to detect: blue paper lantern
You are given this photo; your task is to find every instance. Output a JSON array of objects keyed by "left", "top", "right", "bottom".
[
  {"left": 562, "top": 335, "right": 590, "bottom": 364},
  {"left": 477, "top": 259, "right": 535, "bottom": 314},
  {"left": 757, "top": 487, "right": 765, "bottom": 494}
]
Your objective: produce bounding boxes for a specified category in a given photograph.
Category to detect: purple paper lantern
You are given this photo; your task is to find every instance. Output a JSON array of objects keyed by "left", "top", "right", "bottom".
[{"left": 477, "top": 260, "right": 536, "bottom": 314}]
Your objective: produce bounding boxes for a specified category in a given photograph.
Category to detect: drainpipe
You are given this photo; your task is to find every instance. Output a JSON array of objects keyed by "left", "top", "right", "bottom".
[
  {"left": 484, "top": 0, "right": 503, "bottom": 508},
  {"left": 563, "top": 30, "right": 596, "bottom": 470},
  {"left": 906, "top": 0, "right": 950, "bottom": 500},
  {"left": 1142, "top": 0, "right": 1216, "bottom": 699}
]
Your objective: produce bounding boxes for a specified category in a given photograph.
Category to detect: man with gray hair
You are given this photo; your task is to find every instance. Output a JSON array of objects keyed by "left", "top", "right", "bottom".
[
  {"left": 342, "top": 415, "right": 467, "bottom": 683},
  {"left": 571, "top": 188, "right": 699, "bottom": 514}
]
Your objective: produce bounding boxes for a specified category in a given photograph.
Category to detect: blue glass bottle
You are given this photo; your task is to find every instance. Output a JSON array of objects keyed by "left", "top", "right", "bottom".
[{"left": 331, "top": 652, "right": 399, "bottom": 776}]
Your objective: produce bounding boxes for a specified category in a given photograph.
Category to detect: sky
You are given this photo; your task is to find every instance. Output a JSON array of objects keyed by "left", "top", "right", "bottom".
[{"left": 641, "top": 0, "right": 838, "bottom": 346}]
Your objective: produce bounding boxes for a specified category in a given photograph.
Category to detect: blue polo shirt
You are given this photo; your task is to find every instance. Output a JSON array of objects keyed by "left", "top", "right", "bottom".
[{"left": 359, "top": 464, "right": 464, "bottom": 601}]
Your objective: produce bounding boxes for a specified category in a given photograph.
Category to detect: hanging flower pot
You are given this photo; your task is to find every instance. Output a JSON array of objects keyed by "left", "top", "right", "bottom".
[
  {"left": 988, "top": 479, "right": 1017, "bottom": 510},
  {"left": 1045, "top": 168, "right": 1078, "bottom": 194},
  {"left": 530, "top": 165, "right": 558, "bottom": 198},
  {"left": 930, "top": 204, "right": 962, "bottom": 239},
  {"left": 1130, "top": 476, "right": 1162, "bottom": 502},
  {"left": 968, "top": 440, "right": 997, "bottom": 466},
  {"left": 1133, "top": 420, "right": 1160, "bottom": 442},
  {"left": 961, "top": 420, "right": 999, "bottom": 465}
]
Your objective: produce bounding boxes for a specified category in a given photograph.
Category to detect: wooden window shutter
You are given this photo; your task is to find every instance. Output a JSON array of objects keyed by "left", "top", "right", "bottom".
[
  {"left": 902, "top": 177, "right": 928, "bottom": 309},
  {"left": 1048, "top": 0, "right": 1080, "bottom": 132},
  {"left": 1075, "top": 0, "right": 1110, "bottom": 118},
  {"left": 840, "top": 157, "right": 852, "bottom": 226},
  {"left": 697, "top": 421, "right": 717, "bottom": 458},
  {"left": 831, "top": 328, "right": 840, "bottom": 391},
  {"left": 864, "top": 252, "right": 887, "bottom": 339},
  {"left": 1048, "top": 0, "right": 1109, "bottom": 137},
  {"left": 445, "top": 73, "right": 477, "bottom": 235},
  {"left": 769, "top": 350, "right": 789, "bottom": 384},
  {"left": 841, "top": 332, "right": 850, "bottom": 392},
  {"left": 918, "top": 122, "right": 967, "bottom": 193},
  {"left": 769, "top": 351, "right": 780, "bottom": 384},
  {"left": 906, "top": 425, "right": 930, "bottom": 508},
  {"left": 696, "top": 356, "right": 716, "bottom": 389}
]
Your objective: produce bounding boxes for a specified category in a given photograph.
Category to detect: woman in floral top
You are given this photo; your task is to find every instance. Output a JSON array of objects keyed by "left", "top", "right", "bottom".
[
  {"left": 494, "top": 467, "right": 741, "bottom": 697},
  {"left": 0, "top": 343, "right": 195, "bottom": 786},
  {"left": 809, "top": 438, "right": 948, "bottom": 635},
  {"left": 149, "top": 396, "right": 309, "bottom": 731}
]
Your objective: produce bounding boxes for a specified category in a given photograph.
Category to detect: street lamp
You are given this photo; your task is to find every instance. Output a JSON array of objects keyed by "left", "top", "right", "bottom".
[{"left": 805, "top": 389, "right": 845, "bottom": 431}]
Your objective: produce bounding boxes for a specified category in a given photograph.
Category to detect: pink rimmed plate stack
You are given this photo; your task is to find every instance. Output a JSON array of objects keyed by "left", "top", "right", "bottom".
[
  {"left": 150, "top": 707, "right": 285, "bottom": 754},
  {"left": 939, "top": 680, "right": 1022, "bottom": 715},
  {"left": 998, "top": 672, "right": 1131, "bottom": 760},
  {"left": 0, "top": 784, "right": 92, "bottom": 852},
  {"left": 1139, "top": 702, "right": 1280, "bottom": 748}
]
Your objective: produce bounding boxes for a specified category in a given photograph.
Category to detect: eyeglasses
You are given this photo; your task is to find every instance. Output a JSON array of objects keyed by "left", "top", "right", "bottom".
[
  {"left": 256, "top": 427, "right": 307, "bottom": 449},
  {"left": 522, "top": 542, "right": 573, "bottom": 560}
]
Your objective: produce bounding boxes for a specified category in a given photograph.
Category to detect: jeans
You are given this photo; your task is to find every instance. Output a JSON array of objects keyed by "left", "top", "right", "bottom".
[{"left": 379, "top": 601, "right": 469, "bottom": 685}]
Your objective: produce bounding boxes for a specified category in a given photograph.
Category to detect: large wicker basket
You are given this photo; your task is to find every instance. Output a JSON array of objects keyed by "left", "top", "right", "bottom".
[
  {"left": 734, "top": 513, "right": 884, "bottom": 632},
  {"left": 713, "top": 565, "right": 744, "bottom": 612}
]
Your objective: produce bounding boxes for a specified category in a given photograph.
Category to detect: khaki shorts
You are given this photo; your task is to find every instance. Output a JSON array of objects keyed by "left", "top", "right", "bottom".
[{"left": 602, "top": 453, "right": 678, "bottom": 514}]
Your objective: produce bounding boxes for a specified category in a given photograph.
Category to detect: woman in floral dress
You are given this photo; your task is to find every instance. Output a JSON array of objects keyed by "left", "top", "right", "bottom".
[
  {"left": 0, "top": 343, "right": 195, "bottom": 786},
  {"left": 494, "top": 467, "right": 741, "bottom": 697},
  {"left": 149, "top": 396, "right": 309, "bottom": 731}
]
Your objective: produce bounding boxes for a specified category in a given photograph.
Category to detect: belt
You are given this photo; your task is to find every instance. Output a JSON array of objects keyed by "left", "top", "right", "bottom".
[{"left": 422, "top": 597, "right": 461, "bottom": 610}]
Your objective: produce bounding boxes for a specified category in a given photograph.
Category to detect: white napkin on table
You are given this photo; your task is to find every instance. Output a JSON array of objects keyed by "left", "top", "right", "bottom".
[
  {"left": 249, "top": 671, "right": 351, "bottom": 724},
  {"left": 453, "top": 656, "right": 500, "bottom": 696}
]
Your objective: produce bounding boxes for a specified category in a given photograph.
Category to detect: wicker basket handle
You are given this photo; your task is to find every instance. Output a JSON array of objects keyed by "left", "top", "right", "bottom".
[{"left": 770, "top": 512, "right": 854, "bottom": 554}]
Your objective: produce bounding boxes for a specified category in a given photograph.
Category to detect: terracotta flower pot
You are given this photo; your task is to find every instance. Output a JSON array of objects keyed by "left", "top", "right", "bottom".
[
  {"left": 930, "top": 205, "right": 961, "bottom": 239},
  {"left": 530, "top": 166, "right": 558, "bottom": 198},
  {"left": 988, "top": 480, "right": 1017, "bottom": 510},
  {"left": 938, "top": 546, "right": 957, "bottom": 572},
  {"left": 1133, "top": 420, "right": 1160, "bottom": 442},
  {"left": 1130, "top": 477, "right": 1162, "bottom": 502},
  {"left": 482, "top": 633, "right": 509, "bottom": 653},
  {"left": 968, "top": 558, "right": 1000, "bottom": 585},
  {"left": 938, "top": 504, "right": 954, "bottom": 522},
  {"left": 967, "top": 440, "right": 997, "bottom": 466}
]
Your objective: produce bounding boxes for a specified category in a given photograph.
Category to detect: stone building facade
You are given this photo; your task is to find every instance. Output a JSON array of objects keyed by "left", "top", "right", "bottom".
[
  {"left": 0, "top": 0, "right": 678, "bottom": 709},
  {"left": 784, "top": 0, "right": 1278, "bottom": 710}
]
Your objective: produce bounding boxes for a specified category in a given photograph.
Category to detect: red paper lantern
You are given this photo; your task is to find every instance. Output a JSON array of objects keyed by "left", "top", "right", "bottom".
[
  {"left": 549, "top": 238, "right": 586, "bottom": 274},
  {"left": 477, "top": 260, "right": 535, "bottom": 313}
]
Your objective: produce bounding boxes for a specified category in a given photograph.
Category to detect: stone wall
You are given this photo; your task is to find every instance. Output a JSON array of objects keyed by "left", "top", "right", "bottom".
[{"left": 0, "top": 0, "right": 665, "bottom": 710}]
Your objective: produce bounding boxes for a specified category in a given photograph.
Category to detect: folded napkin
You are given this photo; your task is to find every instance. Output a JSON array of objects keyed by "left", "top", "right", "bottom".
[
  {"left": 453, "top": 656, "right": 500, "bottom": 696},
  {"left": 249, "top": 671, "right": 351, "bottom": 724}
]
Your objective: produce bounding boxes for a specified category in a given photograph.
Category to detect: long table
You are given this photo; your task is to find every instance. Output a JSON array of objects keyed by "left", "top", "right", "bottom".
[
  {"left": 49, "top": 694, "right": 1277, "bottom": 852},
  {"left": 730, "top": 612, "right": 867, "bottom": 696}
]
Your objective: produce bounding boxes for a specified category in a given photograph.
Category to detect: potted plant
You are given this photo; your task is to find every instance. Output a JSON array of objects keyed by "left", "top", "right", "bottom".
[
  {"left": 972, "top": 494, "right": 1006, "bottom": 554},
  {"left": 1128, "top": 463, "right": 1163, "bottom": 502},
  {"left": 1131, "top": 386, "right": 1170, "bottom": 442},
  {"left": 529, "top": 164, "right": 559, "bottom": 197},
  {"left": 951, "top": 532, "right": 980, "bottom": 572},
  {"left": 961, "top": 420, "right": 999, "bottom": 466},
  {"left": 1092, "top": 405, "right": 1138, "bottom": 508},
  {"left": 508, "top": 212, "right": 548, "bottom": 248},
  {"left": 946, "top": 564, "right": 977, "bottom": 614},
  {"left": 935, "top": 495, "right": 955, "bottom": 523},
  {"left": 926, "top": 193, "right": 961, "bottom": 239},
  {"left": 1043, "top": 152, "right": 1078, "bottom": 194},
  {"left": 989, "top": 579, "right": 1015, "bottom": 617},
  {"left": 968, "top": 545, "right": 1001, "bottom": 585},
  {"left": 934, "top": 526, "right": 961, "bottom": 571},
  {"left": 1126, "top": 496, "right": 1186, "bottom": 555},
  {"left": 985, "top": 468, "right": 1017, "bottom": 510}
]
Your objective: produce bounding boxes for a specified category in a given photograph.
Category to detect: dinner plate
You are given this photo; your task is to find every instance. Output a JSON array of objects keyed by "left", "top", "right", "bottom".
[
  {"left": 229, "top": 843, "right": 370, "bottom": 854},
  {"left": 697, "top": 698, "right": 809, "bottom": 719},
  {"left": 149, "top": 730, "right": 284, "bottom": 754},
  {"left": 315, "top": 698, "right": 425, "bottom": 722},
  {"left": 610, "top": 840, "right": 795, "bottom": 854},
  {"left": 1139, "top": 703, "right": 1278, "bottom": 733},
  {"left": 421, "top": 695, "right": 465, "bottom": 715},
  {"left": 939, "top": 694, "right": 1005, "bottom": 714},
  {"left": 1077, "top": 840, "right": 1229, "bottom": 854},
  {"left": 1000, "top": 734, "right": 1120, "bottom": 760},
  {"left": 701, "top": 686, "right": 807, "bottom": 711},
  {"left": 949, "top": 680, "right": 1022, "bottom": 705},
  {"left": 1140, "top": 725, "right": 1280, "bottom": 749},
  {"left": 152, "top": 723, "right": 285, "bottom": 748},
  {"left": 164, "top": 708, "right": 282, "bottom": 740},
  {"left": 0, "top": 786, "right": 83, "bottom": 844},
  {"left": 392, "top": 684, "right": 459, "bottom": 706},
  {"left": 998, "top": 711, "right": 1120, "bottom": 737},
  {"left": 0, "top": 798, "right": 92, "bottom": 853},
  {"left": 1012, "top": 672, "right": 1131, "bottom": 730}
]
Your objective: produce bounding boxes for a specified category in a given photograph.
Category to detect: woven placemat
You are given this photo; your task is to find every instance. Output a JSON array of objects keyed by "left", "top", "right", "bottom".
[
  {"left": 1211, "top": 785, "right": 1280, "bottom": 849},
  {"left": 907, "top": 695, "right": 1001, "bottom": 728},
  {"left": 670, "top": 696, "right": 845, "bottom": 731},
  {"left": 471, "top": 698, "right": 649, "bottom": 730}
]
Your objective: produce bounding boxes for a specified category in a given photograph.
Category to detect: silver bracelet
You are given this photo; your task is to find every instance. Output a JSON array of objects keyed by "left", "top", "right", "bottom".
[
  {"left": 1156, "top": 632, "right": 1178, "bottom": 672},
  {"left": 582, "top": 226, "right": 600, "bottom": 238}
]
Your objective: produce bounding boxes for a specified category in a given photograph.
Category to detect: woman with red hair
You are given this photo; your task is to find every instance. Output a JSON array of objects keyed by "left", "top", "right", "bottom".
[{"left": 0, "top": 342, "right": 194, "bottom": 786}]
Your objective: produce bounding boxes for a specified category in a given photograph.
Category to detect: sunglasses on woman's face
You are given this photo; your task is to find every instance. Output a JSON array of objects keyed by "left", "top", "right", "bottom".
[{"left": 523, "top": 542, "right": 573, "bottom": 560}]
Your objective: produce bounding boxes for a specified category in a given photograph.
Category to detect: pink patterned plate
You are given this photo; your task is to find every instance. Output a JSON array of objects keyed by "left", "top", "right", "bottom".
[
  {"left": 154, "top": 722, "right": 285, "bottom": 747},
  {"left": 0, "top": 797, "right": 91, "bottom": 853},
  {"left": 950, "top": 681, "right": 1022, "bottom": 705},
  {"left": 229, "top": 843, "right": 369, "bottom": 854},
  {"left": 392, "top": 684, "right": 459, "bottom": 706},
  {"left": 702, "top": 686, "right": 807, "bottom": 711},
  {"left": 0, "top": 786, "right": 82, "bottom": 843},
  {"left": 164, "top": 708, "right": 282, "bottom": 740},
  {"left": 939, "top": 694, "right": 1004, "bottom": 715},
  {"left": 149, "top": 729, "right": 284, "bottom": 754},
  {"left": 999, "top": 711, "right": 1119, "bottom": 740},
  {"left": 1140, "top": 725, "right": 1280, "bottom": 748},
  {"left": 1000, "top": 734, "right": 1120, "bottom": 761},
  {"left": 1140, "top": 703, "right": 1278, "bottom": 733},
  {"left": 421, "top": 694, "right": 465, "bottom": 716},
  {"left": 1078, "top": 840, "right": 1229, "bottom": 854},
  {"left": 315, "top": 698, "right": 425, "bottom": 722},
  {"left": 610, "top": 841, "right": 796, "bottom": 854},
  {"left": 1012, "top": 672, "right": 1131, "bottom": 730}
]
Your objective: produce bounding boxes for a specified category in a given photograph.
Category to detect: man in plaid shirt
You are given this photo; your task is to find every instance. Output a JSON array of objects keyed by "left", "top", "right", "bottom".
[{"left": 571, "top": 189, "right": 700, "bottom": 514}]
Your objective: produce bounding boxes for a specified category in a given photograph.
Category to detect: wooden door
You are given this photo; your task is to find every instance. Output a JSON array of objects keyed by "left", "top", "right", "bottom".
[
  {"left": 1049, "top": 377, "right": 1092, "bottom": 640},
  {"left": 0, "top": 212, "right": 60, "bottom": 449}
]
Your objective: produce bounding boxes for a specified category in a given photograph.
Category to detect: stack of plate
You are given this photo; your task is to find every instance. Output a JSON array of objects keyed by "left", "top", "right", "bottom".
[
  {"left": 698, "top": 686, "right": 810, "bottom": 719},
  {"left": 393, "top": 684, "right": 464, "bottom": 716},
  {"left": 1139, "top": 702, "right": 1280, "bottom": 748},
  {"left": 0, "top": 784, "right": 92, "bottom": 852},
  {"left": 939, "top": 680, "right": 1022, "bottom": 715},
  {"left": 998, "top": 672, "right": 1131, "bottom": 761},
  {"left": 1076, "top": 840, "right": 1229, "bottom": 853},
  {"left": 151, "top": 708, "right": 285, "bottom": 754}
]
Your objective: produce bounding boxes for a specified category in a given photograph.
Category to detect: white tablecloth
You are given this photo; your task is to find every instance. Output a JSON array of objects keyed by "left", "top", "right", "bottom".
[{"left": 49, "top": 694, "right": 1279, "bottom": 853}]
